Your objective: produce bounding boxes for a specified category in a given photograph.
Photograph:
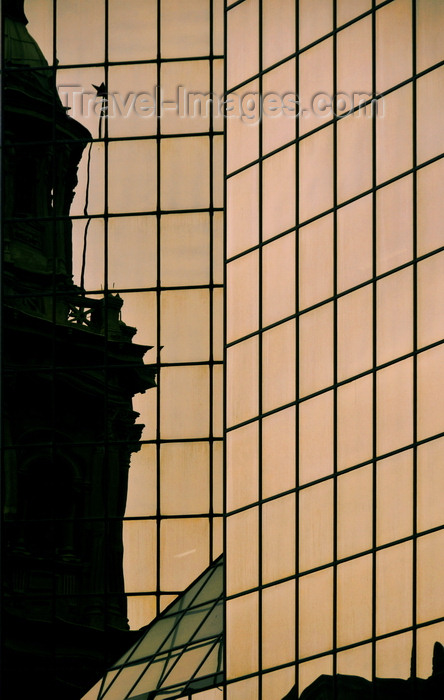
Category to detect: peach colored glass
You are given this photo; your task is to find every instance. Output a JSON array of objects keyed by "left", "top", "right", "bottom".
[
  {"left": 417, "top": 344, "right": 444, "bottom": 440},
  {"left": 299, "top": 126, "right": 333, "bottom": 222},
  {"left": 262, "top": 407, "right": 296, "bottom": 498},
  {"left": 161, "top": 0, "right": 210, "bottom": 58},
  {"left": 376, "top": 0, "right": 412, "bottom": 94},
  {"left": 376, "top": 542, "right": 413, "bottom": 635},
  {"left": 262, "top": 495, "right": 296, "bottom": 584},
  {"left": 109, "top": 0, "right": 157, "bottom": 61},
  {"left": 337, "top": 645, "right": 372, "bottom": 680},
  {"left": 262, "top": 145, "right": 296, "bottom": 240},
  {"left": 262, "top": 580, "right": 296, "bottom": 668},
  {"left": 299, "top": 480, "right": 333, "bottom": 571},
  {"left": 160, "top": 443, "right": 210, "bottom": 515},
  {"left": 161, "top": 213, "right": 211, "bottom": 286},
  {"left": 262, "top": 320, "right": 296, "bottom": 412},
  {"left": 108, "top": 216, "right": 157, "bottom": 290},
  {"left": 337, "top": 285, "right": 373, "bottom": 381},
  {"left": 161, "top": 137, "right": 209, "bottom": 209},
  {"left": 262, "top": 0, "right": 295, "bottom": 68},
  {"left": 226, "top": 594, "right": 259, "bottom": 678},
  {"left": 262, "top": 233, "right": 296, "bottom": 326},
  {"left": 377, "top": 267, "right": 413, "bottom": 365},
  {"left": 298, "top": 0, "right": 332, "bottom": 48},
  {"left": 416, "top": 0, "right": 444, "bottom": 72},
  {"left": 125, "top": 445, "right": 157, "bottom": 517},
  {"left": 299, "top": 214, "right": 334, "bottom": 309},
  {"left": 417, "top": 159, "right": 444, "bottom": 256},
  {"left": 161, "top": 61, "right": 210, "bottom": 135},
  {"left": 337, "top": 555, "right": 373, "bottom": 646},
  {"left": 377, "top": 85, "right": 412, "bottom": 185},
  {"left": 337, "top": 375, "right": 373, "bottom": 469},
  {"left": 377, "top": 359, "right": 414, "bottom": 456},
  {"left": 160, "top": 365, "right": 210, "bottom": 439},
  {"left": 337, "top": 465, "right": 373, "bottom": 558},
  {"left": 226, "top": 337, "right": 259, "bottom": 427},
  {"left": 226, "top": 80, "right": 260, "bottom": 174},
  {"left": 298, "top": 38, "right": 333, "bottom": 136},
  {"left": 299, "top": 568, "right": 333, "bottom": 657},
  {"left": 160, "top": 518, "right": 209, "bottom": 590},
  {"left": 376, "top": 633, "right": 412, "bottom": 679},
  {"left": 376, "top": 175, "right": 413, "bottom": 275},
  {"left": 376, "top": 451, "right": 413, "bottom": 546},
  {"left": 417, "top": 68, "right": 444, "bottom": 169},
  {"left": 108, "top": 64, "right": 157, "bottom": 138},
  {"left": 337, "top": 16, "right": 372, "bottom": 113},
  {"left": 417, "top": 437, "right": 444, "bottom": 532},
  {"left": 109, "top": 140, "right": 157, "bottom": 213},
  {"left": 227, "top": 507, "right": 258, "bottom": 595},
  {"left": 299, "top": 303, "right": 334, "bottom": 397},
  {"left": 161, "top": 289, "right": 210, "bottom": 362},
  {"left": 227, "top": 0, "right": 258, "bottom": 89},
  {"left": 227, "top": 166, "right": 259, "bottom": 257},
  {"left": 337, "top": 0, "right": 371, "bottom": 26},
  {"left": 123, "top": 520, "right": 157, "bottom": 592},
  {"left": 262, "top": 60, "right": 296, "bottom": 154},
  {"left": 227, "top": 422, "right": 259, "bottom": 511},
  {"left": 299, "top": 391, "right": 334, "bottom": 484},
  {"left": 227, "top": 251, "right": 259, "bottom": 342},
  {"left": 337, "top": 112, "right": 372, "bottom": 202}
]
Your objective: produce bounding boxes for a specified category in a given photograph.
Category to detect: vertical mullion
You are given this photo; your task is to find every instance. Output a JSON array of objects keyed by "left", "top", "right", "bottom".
[
  {"left": 294, "top": 0, "right": 300, "bottom": 694},
  {"left": 371, "top": 0, "right": 378, "bottom": 691},
  {"left": 222, "top": 1, "right": 228, "bottom": 697},
  {"left": 332, "top": 0, "right": 338, "bottom": 693},
  {"left": 103, "top": 0, "right": 111, "bottom": 636},
  {"left": 411, "top": 0, "right": 418, "bottom": 682},
  {"left": 209, "top": 0, "right": 215, "bottom": 564},
  {"left": 156, "top": 0, "right": 162, "bottom": 618},
  {"left": 258, "top": 0, "right": 263, "bottom": 696}
]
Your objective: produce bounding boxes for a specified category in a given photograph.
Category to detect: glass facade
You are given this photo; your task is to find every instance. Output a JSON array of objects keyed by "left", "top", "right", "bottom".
[
  {"left": 2, "top": 1, "right": 444, "bottom": 699},
  {"left": 22, "top": 0, "right": 224, "bottom": 631},
  {"left": 225, "top": 0, "right": 444, "bottom": 698}
]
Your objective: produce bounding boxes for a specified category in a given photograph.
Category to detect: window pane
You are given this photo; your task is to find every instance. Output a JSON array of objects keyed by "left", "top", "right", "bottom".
[
  {"left": 299, "top": 303, "right": 334, "bottom": 397},
  {"left": 299, "top": 391, "right": 334, "bottom": 484},
  {"left": 123, "top": 520, "right": 157, "bottom": 592},
  {"left": 262, "top": 233, "right": 295, "bottom": 326},
  {"left": 160, "top": 518, "right": 209, "bottom": 590},
  {"left": 377, "top": 268, "right": 413, "bottom": 364},
  {"left": 161, "top": 213, "right": 210, "bottom": 286},
  {"left": 299, "top": 39, "right": 333, "bottom": 137},
  {"left": 377, "top": 85, "right": 412, "bottom": 184},
  {"left": 262, "top": 320, "right": 296, "bottom": 412},
  {"left": 227, "top": 337, "right": 259, "bottom": 427},
  {"left": 109, "top": 140, "right": 157, "bottom": 213},
  {"left": 262, "top": 0, "right": 295, "bottom": 68},
  {"left": 377, "top": 542, "right": 413, "bottom": 635},
  {"left": 161, "top": 61, "right": 210, "bottom": 135},
  {"left": 160, "top": 366, "right": 210, "bottom": 439},
  {"left": 160, "top": 443, "right": 210, "bottom": 515},
  {"left": 227, "top": 422, "right": 259, "bottom": 511},
  {"left": 299, "top": 568, "right": 333, "bottom": 657},
  {"left": 337, "top": 375, "right": 373, "bottom": 470},
  {"left": 298, "top": 0, "right": 332, "bottom": 49},
  {"left": 299, "top": 214, "right": 333, "bottom": 309},
  {"left": 417, "top": 159, "right": 444, "bottom": 257},
  {"left": 299, "top": 126, "right": 333, "bottom": 223},
  {"left": 337, "top": 285, "right": 373, "bottom": 381},
  {"left": 262, "top": 407, "right": 296, "bottom": 498},
  {"left": 417, "top": 437, "right": 444, "bottom": 532},
  {"left": 337, "top": 465, "right": 373, "bottom": 559},
  {"left": 108, "top": 216, "right": 157, "bottom": 290},
  {"left": 376, "top": 0, "right": 412, "bottom": 94},
  {"left": 226, "top": 80, "right": 260, "bottom": 173},
  {"left": 227, "top": 166, "right": 259, "bottom": 258},
  {"left": 376, "top": 175, "right": 413, "bottom": 275},
  {"left": 109, "top": 0, "right": 157, "bottom": 61},
  {"left": 262, "top": 145, "right": 296, "bottom": 241},
  {"left": 161, "top": 137, "right": 209, "bottom": 210},
  {"left": 161, "top": 0, "right": 210, "bottom": 58},
  {"left": 227, "top": 251, "right": 259, "bottom": 342},
  {"left": 299, "top": 481, "right": 333, "bottom": 571},
  {"left": 262, "top": 581, "right": 295, "bottom": 668},
  {"left": 262, "top": 495, "right": 295, "bottom": 584},
  {"left": 377, "top": 450, "right": 413, "bottom": 546},
  {"left": 337, "top": 555, "right": 372, "bottom": 646},
  {"left": 161, "top": 289, "right": 210, "bottom": 363},
  {"left": 337, "top": 195, "right": 373, "bottom": 293},
  {"left": 226, "top": 594, "right": 259, "bottom": 678},
  {"left": 227, "top": 508, "right": 258, "bottom": 595},
  {"left": 227, "top": 0, "right": 258, "bottom": 89},
  {"left": 337, "top": 112, "right": 372, "bottom": 202}
]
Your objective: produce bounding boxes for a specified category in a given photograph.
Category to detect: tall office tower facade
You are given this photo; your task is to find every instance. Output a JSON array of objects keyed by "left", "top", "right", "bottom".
[
  {"left": 225, "top": 1, "right": 444, "bottom": 698},
  {"left": 2, "top": 1, "right": 444, "bottom": 699}
]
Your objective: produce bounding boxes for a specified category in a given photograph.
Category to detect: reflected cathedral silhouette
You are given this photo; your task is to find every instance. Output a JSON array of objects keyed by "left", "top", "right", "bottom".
[{"left": 2, "top": 1, "right": 156, "bottom": 697}]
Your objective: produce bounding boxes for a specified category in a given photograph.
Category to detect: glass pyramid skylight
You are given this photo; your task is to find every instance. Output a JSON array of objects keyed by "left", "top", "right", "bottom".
[{"left": 82, "top": 556, "right": 223, "bottom": 700}]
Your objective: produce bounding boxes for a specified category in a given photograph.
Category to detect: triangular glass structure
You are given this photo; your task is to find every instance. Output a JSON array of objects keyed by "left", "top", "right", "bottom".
[{"left": 82, "top": 557, "right": 223, "bottom": 700}]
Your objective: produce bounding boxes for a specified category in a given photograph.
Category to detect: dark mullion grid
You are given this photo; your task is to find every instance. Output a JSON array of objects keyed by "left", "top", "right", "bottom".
[
  {"left": 225, "top": 0, "right": 397, "bottom": 94},
  {"left": 222, "top": 0, "right": 228, "bottom": 694},
  {"left": 411, "top": 0, "right": 419, "bottom": 683},
  {"left": 371, "top": 0, "right": 378, "bottom": 691},
  {"left": 294, "top": 0, "right": 301, "bottom": 694},
  {"left": 332, "top": 0, "right": 339, "bottom": 693},
  {"left": 155, "top": 0, "right": 162, "bottom": 619},
  {"left": 257, "top": 0, "right": 264, "bottom": 693}
]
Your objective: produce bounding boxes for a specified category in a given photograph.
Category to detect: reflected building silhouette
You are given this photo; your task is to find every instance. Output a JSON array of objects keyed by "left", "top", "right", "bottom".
[{"left": 2, "top": 1, "right": 156, "bottom": 697}]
